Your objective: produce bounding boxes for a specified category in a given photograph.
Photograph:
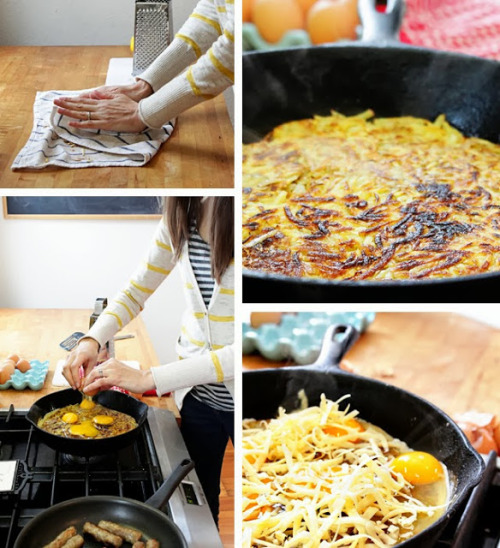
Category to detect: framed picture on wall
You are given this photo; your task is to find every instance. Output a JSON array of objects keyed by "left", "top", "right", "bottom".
[{"left": 2, "top": 196, "right": 163, "bottom": 220}]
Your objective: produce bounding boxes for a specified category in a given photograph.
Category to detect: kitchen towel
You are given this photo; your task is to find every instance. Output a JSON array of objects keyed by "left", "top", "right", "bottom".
[
  {"left": 401, "top": 0, "right": 500, "bottom": 61},
  {"left": 11, "top": 90, "right": 175, "bottom": 169}
]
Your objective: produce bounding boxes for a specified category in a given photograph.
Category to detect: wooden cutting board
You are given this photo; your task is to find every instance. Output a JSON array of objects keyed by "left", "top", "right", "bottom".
[{"left": 243, "top": 311, "right": 500, "bottom": 417}]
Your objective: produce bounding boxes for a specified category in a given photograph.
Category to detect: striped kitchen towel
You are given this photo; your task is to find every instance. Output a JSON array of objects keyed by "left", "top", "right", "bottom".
[{"left": 11, "top": 90, "right": 175, "bottom": 169}]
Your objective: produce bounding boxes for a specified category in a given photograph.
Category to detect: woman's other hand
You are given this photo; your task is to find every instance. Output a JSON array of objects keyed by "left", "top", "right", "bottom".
[
  {"left": 83, "top": 358, "right": 155, "bottom": 395},
  {"left": 62, "top": 338, "right": 100, "bottom": 390},
  {"left": 78, "top": 79, "right": 153, "bottom": 102},
  {"left": 54, "top": 94, "right": 147, "bottom": 133}
]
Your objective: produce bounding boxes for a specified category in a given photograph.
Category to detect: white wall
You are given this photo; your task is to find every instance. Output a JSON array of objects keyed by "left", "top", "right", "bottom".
[
  {"left": 0, "top": 0, "right": 198, "bottom": 46},
  {"left": 0, "top": 209, "right": 186, "bottom": 365}
]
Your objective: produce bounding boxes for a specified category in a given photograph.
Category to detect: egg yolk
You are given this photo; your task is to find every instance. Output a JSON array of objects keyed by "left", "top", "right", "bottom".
[
  {"left": 69, "top": 421, "right": 99, "bottom": 438},
  {"left": 391, "top": 451, "right": 444, "bottom": 485},
  {"left": 93, "top": 415, "right": 114, "bottom": 426},
  {"left": 62, "top": 412, "right": 78, "bottom": 424},
  {"left": 322, "top": 418, "right": 365, "bottom": 438},
  {"left": 80, "top": 398, "right": 95, "bottom": 410}
]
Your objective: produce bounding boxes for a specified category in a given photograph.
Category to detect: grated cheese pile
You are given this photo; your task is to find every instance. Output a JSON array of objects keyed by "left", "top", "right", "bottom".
[
  {"left": 242, "top": 110, "right": 500, "bottom": 281},
  {"left": 242, "top": 395, "right": 445, "bottom": 548}
]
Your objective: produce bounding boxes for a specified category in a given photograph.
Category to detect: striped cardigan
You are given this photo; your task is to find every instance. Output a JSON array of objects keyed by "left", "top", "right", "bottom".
[
  {"left": 85, "top": 219, "right": 234, "bottom": 410},
  {"left": 138, "top": 0, "right": 234, "bottom": 129}
]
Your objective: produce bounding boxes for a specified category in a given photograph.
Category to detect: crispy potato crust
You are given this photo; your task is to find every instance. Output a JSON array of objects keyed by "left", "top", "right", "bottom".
[{"left": 242, "top": 110, "right": 500, "bottom": 281}]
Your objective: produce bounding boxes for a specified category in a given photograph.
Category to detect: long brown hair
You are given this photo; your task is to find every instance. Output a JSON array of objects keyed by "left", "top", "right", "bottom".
[{"left": 164, "top": 197, "right": 234, "bottom": 283}]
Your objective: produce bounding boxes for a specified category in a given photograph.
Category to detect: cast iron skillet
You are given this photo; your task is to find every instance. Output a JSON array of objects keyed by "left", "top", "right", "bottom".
[
  {"left": 243, "top": 324, "right": 485, "bottom": 547},
  {"left": 242, "top": 0, "right": 500, "bottom": 302},
  {"left": 27, "top": 388, "right": 148, "bottom": 456},
  {"left": 13, "top": 458, "right": 195, "bottom": 548}
]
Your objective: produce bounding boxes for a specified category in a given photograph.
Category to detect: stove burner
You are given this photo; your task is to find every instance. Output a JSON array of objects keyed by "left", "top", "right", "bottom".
[{"left": 59, "top": 453, "right": 107, "bottom": 466}]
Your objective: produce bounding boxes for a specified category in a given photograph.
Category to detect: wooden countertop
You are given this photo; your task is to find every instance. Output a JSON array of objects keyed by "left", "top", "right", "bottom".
[
  {"left": 243, "top": 312, "right": 500, "bottom": 417},
  {"left": 0, "top": 308, "right": 178, "bottom": 416},
  {"left": 0, "top": 46, "right": 234, "bottom": 189}
]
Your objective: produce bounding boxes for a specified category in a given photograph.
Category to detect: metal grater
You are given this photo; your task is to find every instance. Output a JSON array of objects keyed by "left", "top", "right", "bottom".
[{"left": 133, "top": 1, "right": 172, "bottom": 76}]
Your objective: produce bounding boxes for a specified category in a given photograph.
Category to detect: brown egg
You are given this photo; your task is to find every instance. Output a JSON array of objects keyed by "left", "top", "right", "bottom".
[
  {"left": 0, "top": 361, "right": 15, "bottom": 384},
  {"left": 16, "top": 359, "right": 31, "bottom": 373},
  {"left": 7, "top": 354, "right": 20, "bottom": 364}
]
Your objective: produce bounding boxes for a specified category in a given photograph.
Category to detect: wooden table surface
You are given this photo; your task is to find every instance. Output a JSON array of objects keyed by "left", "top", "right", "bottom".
[
  {"left": 0, "top": 308, "right": 177, "bottom": 415},
  {"left": 0, "top": 46, "right": 234, "bottom": 189},
  {"left": 243, "top": 312, "right": 500, "bottom": 417}
]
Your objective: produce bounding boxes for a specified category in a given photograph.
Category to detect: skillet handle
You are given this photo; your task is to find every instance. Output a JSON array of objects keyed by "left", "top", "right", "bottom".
[
  {"left": 358, "top": 0, "right": 404, "bottom": 43},
  {"left": 311, "top": 324, "right": 359, "bottom": 372},
  {"left": 146, "top": 458, "right": 195, "bottom": 510}
]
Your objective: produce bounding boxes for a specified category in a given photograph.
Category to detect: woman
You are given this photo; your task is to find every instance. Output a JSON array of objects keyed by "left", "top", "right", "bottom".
[
  {"left": 63, "top": 196, "right": 234, "bottom": 526},
  {"left": 53, "top": 0, "right": 234, "bottom": 132}
]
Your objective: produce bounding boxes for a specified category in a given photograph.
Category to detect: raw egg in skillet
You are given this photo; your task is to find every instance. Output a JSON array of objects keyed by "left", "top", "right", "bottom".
[
  {"left": 80, "top": 398, "right": 95, "bottom": 410},
  {"left": 70, "top": 421, "right": 99, "bottom": 438},
  {"left": 93, "top": 415, "right": 114, "bottom": 426},
  {"left": 391, "top": 451, "right": 444, "bottom": 485},
  {"left": 62, "top": 412, "right": 78, "bottom": 424}
]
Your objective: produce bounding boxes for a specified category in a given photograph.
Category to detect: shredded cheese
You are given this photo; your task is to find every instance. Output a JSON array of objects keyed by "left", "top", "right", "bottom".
[{"left": 242, "top": 395, "right": 447, "bottom": 548}]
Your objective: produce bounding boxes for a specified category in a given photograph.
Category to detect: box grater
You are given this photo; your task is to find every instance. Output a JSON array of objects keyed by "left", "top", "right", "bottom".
[{"left": 133, "top": 1, "right": 172, "bottom": 76}]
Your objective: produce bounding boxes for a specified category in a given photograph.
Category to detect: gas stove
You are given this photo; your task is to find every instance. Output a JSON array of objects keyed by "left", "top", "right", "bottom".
[{"left": 0, "top": 404, "right": 223, "bottom": 548}]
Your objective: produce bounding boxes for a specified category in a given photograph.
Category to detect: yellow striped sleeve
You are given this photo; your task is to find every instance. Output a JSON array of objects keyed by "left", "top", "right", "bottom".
[
  {"left": 176, "top": 33, "right": 202, "bottom": 58},
  {"left": 181, "top": 326, "right": 205, "bottom": 348},
  {"left": 124, "top": 289, "right": 143, "bottom": 311},
  {"left": 185, "top": 282, "right": 194, "bottom": 290},
  {"left": 224, "top": 28, "right": 234, "bottom": 42},
  {"left": 217, "top": 5, "right": 226, "bottom": 12},
  {"left": 209, "top": 314, "right": 234, "bottom": 322},
  {"left": 186, "top": 67, "right": 215, "bottom": 99},
  {"left": 193, "top": 312, "right": 206, "bottom": 320},
  {"left": 208, "top": 48, "right": 234, "bottom": 82},
  {"left": 190, "top": 13, "right": 221, "bottom": 34},
  {"left": 146, "top": 262, "right": 171, "bottom": 275},
  {"left": 131, "top": 280, "right": 154, "bottom": 295},
  {"left": 155, "top": 239, "right": 172, "bottom": 252},
  {"left": 104, "top": 310, "right": 123, "bottom": 329},
  {"left": 210, "top": 351, "right": 224, "bottom": 382},
  {"left": 116, "top": 299, "right": 134, "bottom": 320},
  {"left": 212, "top": 343, "right": 225, "bottom": 350},
  {"left": 219, "top": 287, "right": 234, "bottom": 295}
]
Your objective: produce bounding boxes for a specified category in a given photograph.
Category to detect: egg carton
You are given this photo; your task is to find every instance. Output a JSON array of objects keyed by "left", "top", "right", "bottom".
[
  {"left": 0, "top": 360, "right": 50, "bottom": 391},
  {"left": 243, "top": 312, "right": 375, "bottom": 364},
  {"left": 243, "top": 22, "right": 311, "bottom": 51}
]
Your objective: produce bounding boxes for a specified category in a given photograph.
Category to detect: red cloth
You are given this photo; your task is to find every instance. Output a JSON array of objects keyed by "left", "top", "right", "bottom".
[{"left": 400, "top": 0, "right": 500, "bottom": 60}]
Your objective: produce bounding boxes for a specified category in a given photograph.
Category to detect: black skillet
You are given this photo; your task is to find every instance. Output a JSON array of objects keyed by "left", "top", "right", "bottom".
[
  {"left": 242, "top": 0, "right": 500, "bottom": 303},
  {"left": 26, "top": 389, "right": 148, "bottom": 456},
  {"left": 13, "top": 458, "right": 194, "bottom": 548},
  {"left": 243, "top": 324, "right": 485, "bottom": 548}
]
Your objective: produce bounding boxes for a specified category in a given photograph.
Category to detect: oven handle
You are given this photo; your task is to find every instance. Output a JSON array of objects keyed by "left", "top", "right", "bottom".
[{"left": 146, "top": 458, "right": 195, "bottom": 510}]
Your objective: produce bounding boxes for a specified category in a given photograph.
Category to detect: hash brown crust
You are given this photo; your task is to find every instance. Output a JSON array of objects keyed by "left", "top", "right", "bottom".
[{"left": 242, "top": 110, "right": 500, "bottom": 281}]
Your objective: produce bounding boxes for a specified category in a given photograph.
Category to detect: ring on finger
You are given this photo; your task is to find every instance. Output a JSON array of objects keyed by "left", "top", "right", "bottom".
[
  {"left": 99, "top": 367, "right": 104, "bottom": 378},
  {"left": 87, "top": 111, "right": 91, "bottom": 121}
]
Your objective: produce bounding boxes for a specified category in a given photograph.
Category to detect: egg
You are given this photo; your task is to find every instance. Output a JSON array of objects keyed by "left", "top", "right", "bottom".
[
  {"left": 252, "top": 0, "right": 304, "bottom": 43},
  {"left": 243, "top": 0, "right": 256, "bottom": 22},
  {"left": 62, "top": 412, "right": 79, "bottom": 424},
  {"left": 296, "top": 0, "right": 318, "bottom": 14},
  {"left": 391, "top": 451, "right": 444, "bottom": 485},
  {"left": 7, "top": 354, "right": 20, "bottom": 364},
  {"left": 93, "top": 415, "right": 114, "bottom": 426},
  {"left": 80, "top": 398, "right": 96, "bottom": 410},
  {"left": 0, "top": 360, "right": 16, "bottom": 384},
  {"left": 322, "top": 418, "right": 365, "bottom": 439},
  {"left": 16, "top": 359, "right": 32, "bottom": 373},
  {"left": 306, "top": 0, "right": 360, "bottom": 45},
  {"left": 70, "top": 421, "right": 99, "bottom": 438}
]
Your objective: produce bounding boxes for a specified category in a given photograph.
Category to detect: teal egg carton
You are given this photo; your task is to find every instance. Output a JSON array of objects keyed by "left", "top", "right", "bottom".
[
  {"left": 243, "top": 312, "right": 375, "bottom": 364},
  {"left": 243, "top": 22, "right": 311, "bottom": 51},
  {"left": 0, "top": 360, "right": 50, "bottom": 390}
]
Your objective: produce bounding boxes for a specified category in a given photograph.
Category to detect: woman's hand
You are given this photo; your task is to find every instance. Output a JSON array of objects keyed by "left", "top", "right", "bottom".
[
  {"left": 78, "top": 80, "right": 153, "bottom": 103},
  {"left": 53, "top": 94, "right": 147, "bottom": 133},
  {"left": 83, "top": 358, "right": 155, "bottom": 395},
  {"left": 62, "top": 338, "right": 100, "bottom": 390}
]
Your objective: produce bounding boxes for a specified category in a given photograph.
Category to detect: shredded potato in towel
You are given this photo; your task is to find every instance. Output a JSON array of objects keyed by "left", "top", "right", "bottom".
[{"left": 242, "top": 395, "right": 447, "bottom": 547}]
